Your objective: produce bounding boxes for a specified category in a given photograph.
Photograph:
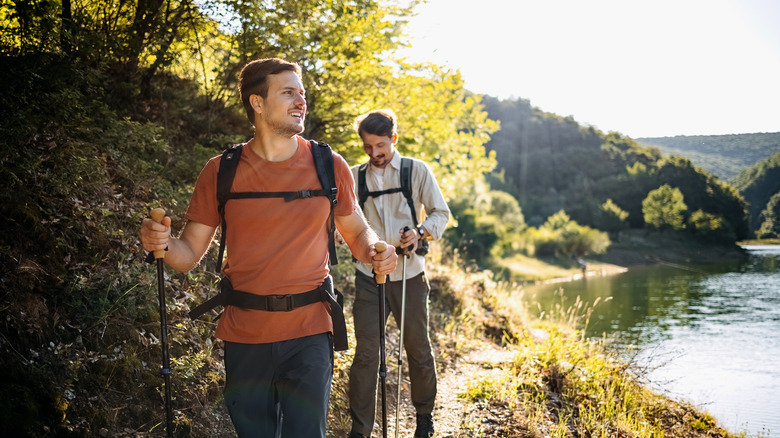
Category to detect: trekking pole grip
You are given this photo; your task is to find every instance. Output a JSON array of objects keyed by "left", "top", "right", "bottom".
[
  {"left": 150, "top": 208, "right": 167, "bottom": 259},
  {"left": 374, "top": 241, "right": 388, "bottom": 284}
]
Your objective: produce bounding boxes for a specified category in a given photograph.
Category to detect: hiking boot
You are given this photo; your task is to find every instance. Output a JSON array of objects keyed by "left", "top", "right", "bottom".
[
  {"left": 414, "top": 413, "right": 434, "bottom": 437},
  {"left": 347, "top": 433, "right": 366, "bottom": 438}
]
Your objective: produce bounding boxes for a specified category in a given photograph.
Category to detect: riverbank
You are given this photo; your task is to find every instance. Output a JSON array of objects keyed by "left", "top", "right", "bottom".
[
  {"left": 497, "top": 253, "right": 627, "bottom": 284},
  {"left": 591, "top": 229, "right": 748, "bottom": 267},
  {"left": 496, "top": 230, "right": 749, "bottom": 285}
]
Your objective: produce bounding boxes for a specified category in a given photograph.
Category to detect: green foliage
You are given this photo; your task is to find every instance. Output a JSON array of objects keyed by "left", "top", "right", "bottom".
[
  {"left": 445, "top": 179, "right": 499, "bottom": 265},
  {"left": 0, "top": 56, "right": 185, "bottom": 435},
  {"left": 445, "top": 178, "right": 528, "bottom": 264},
  {"left": 526, "top": 211, "right": 610, "bottom": 257},
  {"left": 732, "top": 152, "right": 780, "bottom": 236},
  {"left": 757, "top": 192, "right": 780, "bottom": 239},
  {"left": 642, "top": 185, "right": 688, "bottom": 231},
  {"left": 0, "top": 0, "right": 62, "bottom": 55},
  {"left": 595, "top": 198, "right": 629, "bottom": 239},
  {"left": 636, "top": 132, "right": 780, "bottom": 181},
  {"left": 482, "top": 98, "right": 750, "bottom": 241},
  {"left": 688, "top": 210, "right": 733, "bottom": 243}
]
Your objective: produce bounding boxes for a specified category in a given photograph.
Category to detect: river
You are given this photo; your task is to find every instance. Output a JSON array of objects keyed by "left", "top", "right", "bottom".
[{"left": 524, "top": 245, "right": 780, "bottom": 437}]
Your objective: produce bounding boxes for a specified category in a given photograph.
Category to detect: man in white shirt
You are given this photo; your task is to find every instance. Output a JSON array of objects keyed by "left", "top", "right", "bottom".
[{"left": 347, "top": 109, "right": 450, "bottom": 438}]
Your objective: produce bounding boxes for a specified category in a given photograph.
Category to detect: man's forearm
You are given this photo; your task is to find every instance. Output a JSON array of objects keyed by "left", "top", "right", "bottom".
[
  {"left": 349, "top": 226, "right": 379, "bottom": 264},
  {"left": 163, "top": 237, "right": 207, "bottom": 273}
]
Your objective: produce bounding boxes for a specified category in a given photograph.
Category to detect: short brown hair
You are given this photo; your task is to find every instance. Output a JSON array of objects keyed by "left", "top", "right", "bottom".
[
  {"left": 239, "top": 58, "right": 302, "bottom": 124},
  {"left": 355, "top": 109, "right": 397, "bottom": 139}
]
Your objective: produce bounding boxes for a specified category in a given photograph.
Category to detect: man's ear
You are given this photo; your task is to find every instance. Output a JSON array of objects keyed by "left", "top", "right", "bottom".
[
  {"left": 391, "top": 132, "right": 398, "bottom": 144},
  {"left": 251, "top": 95, "right": 263, "bottom": 115}
]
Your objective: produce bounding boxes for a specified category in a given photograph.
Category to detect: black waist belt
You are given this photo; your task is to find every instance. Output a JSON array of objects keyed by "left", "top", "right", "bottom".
[{"left": 189, "top": 276, "right": 348, "bottom": 351}]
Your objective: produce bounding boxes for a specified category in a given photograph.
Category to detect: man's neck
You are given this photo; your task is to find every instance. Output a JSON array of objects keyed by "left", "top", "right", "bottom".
[{"left": 249, "top": 132, "right": 299, "bottom": 162}]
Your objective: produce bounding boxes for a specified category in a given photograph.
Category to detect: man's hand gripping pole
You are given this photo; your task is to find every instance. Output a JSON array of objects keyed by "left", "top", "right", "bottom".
[
  {"left": 150, "top": 208, "right": 174, "bottom": 438},
  {"left": 374, "top": 241, "right": 389, "bottom": 438}
]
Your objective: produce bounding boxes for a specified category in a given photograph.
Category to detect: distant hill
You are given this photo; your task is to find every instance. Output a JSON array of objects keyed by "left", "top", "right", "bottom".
[
  {"left": 636, "top": 132, "right": 780, "bottom": 182},
  {"left": 731, "top": 152, "right": 780, "bottom": 236},
  {"left": 481, "top": 96, "right": 749, "bottom": 241}
]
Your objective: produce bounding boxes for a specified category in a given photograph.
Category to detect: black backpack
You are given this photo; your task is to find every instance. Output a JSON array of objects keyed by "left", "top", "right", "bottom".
[
  {"left": 357, "top": 158, "right": 428, "bottom": 255},
  {"left": 215, "top": 140, "right": 339, "bottom": 271},
  {"left": 190, "top": 140, "right": 349, "bottom": 351}
]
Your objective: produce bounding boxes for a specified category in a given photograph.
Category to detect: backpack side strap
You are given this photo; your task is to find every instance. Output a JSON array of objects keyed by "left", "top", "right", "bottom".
[
  {"left": 400, "top": 157, "right": 419, "bottom": 226},
  {"left": 311, "top": 140, "right": 339, "bottom": 265}
]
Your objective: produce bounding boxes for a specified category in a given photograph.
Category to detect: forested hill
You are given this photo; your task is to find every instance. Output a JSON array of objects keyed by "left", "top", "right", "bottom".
[
  {"left": 731, "top": 152, "right": 780, "bottom": 237},
  {"left": 481, "top": 96, "right": 748, "bottom": 241},
  {"left": 635, "top": 132, "right": 780, "bottom": 182}
]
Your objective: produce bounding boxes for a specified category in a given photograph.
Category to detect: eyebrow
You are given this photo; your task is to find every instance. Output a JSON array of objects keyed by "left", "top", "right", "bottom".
[{"left": 280, "top": 85, "right": 305, "bottom": 93}]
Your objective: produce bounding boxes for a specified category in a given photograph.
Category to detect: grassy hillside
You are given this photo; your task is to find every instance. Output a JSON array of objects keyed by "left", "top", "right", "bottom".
[{"left": 636, "top": 132, "right": 780, "bottom": 181}]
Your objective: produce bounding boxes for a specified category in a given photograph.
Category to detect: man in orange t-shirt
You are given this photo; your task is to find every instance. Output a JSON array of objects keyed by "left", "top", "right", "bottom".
[{"left": 140, "top": 58, "right": 397, "bottom": 437}]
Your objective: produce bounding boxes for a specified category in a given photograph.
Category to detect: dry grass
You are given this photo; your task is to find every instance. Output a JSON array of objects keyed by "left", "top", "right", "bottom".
[{"left": 325, "top": 244, "right": 746, "bottom": 438}]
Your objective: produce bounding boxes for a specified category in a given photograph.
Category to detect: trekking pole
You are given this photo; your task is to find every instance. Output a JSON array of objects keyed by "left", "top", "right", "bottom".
[
  {"left": 150, "top": 208, "right": 174, "bottom": 438},
  {"left": 374, "top": 241, "right": 389, "bottom": 438},
  {"left": 394, "top": 228, "right": 410, "bottom": 438}
]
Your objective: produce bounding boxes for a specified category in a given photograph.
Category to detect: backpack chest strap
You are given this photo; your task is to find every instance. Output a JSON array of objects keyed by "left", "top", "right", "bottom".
[{"left": 221, "top": 189, "right": 330, "bottom": 203}]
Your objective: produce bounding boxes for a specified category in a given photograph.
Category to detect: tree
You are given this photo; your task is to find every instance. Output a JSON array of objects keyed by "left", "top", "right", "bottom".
[
  {"left": 733, "top": 152, "right": 780, "bottom": 236},
  {"left": 689, "top": 210, "right": 733, "bottom": 243},
  {"left": 757, "top": 192, "right": 780, "bottom": 239},
  {"left": 188, "top": 0, "right": 497, "bottom": 201},
  {"left": 526, "top": 210, "right": 610, "bottom": 257},
  {"left": 643, "top": 184, "right": 687, "bottom": 231},
  {"left": 596, "top": 198, "right": 629, "bottom": 240}
]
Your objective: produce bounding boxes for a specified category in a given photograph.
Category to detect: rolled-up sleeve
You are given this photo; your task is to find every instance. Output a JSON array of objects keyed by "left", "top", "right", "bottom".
[{"left": 415, "top": 159, "right": 450, "bottom": 241}]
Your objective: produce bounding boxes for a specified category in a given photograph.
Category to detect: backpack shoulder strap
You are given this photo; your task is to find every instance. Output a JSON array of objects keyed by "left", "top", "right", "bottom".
[
  {"left": 311, "top": 140, "right": 339, "bottom": 265},
  {"left": 357, "top": 163, "right": 369, "bottom": 211},
  {"left": 400, "top": 157, "right": 419, "bottom": 226},
  {"left": 216, "top": 144, "right": 244, "bottom": 272},
  {"left": 357, "top": 158, "right": 418, "bottom": 227}
]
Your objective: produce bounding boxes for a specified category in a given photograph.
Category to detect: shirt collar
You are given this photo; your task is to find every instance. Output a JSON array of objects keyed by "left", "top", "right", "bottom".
[{"left": 387, "top": 150, "right": 402, "bottom": 170}]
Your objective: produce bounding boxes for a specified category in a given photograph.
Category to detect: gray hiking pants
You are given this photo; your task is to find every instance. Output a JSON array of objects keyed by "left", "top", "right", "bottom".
[{"left": 348, "top": 271, "right": 437, "bottom": 436}]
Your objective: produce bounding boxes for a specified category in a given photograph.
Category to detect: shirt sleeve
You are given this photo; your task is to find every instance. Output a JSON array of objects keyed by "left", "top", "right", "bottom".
[
  {"left": 415, "top": 159, "right": 450, "bottom": 241},
  {"left": 332, "top": 151, "right": 358, "bottom": 217},
  {"left": 185, "top": 156, "right": 222, "bottom": 228}
]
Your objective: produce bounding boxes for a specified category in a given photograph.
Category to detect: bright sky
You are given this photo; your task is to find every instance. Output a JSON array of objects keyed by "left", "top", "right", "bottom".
[{"left": 400, "top": 0, "right": 780, "bottom": 138}]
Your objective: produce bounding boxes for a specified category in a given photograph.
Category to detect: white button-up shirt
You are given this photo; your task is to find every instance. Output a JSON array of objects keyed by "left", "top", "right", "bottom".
[{"left": 351, "top": 151, "right": 450, "bottom": 282}]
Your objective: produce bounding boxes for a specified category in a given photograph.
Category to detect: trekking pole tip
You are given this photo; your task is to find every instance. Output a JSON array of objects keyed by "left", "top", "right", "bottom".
[
  {"left": 374, "top": 241, "right": 388, "bottom": 284},
  {"left": 150, "top": 208, "right": 167, "bottom": 259}
]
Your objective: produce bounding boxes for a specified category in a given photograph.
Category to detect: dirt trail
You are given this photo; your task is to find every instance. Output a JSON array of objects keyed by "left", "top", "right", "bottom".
[{"left": 389, "top": 342, "right": 516, "bottom": 438}]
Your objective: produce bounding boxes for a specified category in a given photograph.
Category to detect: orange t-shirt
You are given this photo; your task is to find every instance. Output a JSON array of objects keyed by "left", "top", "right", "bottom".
[{"left": 185, "top": 136, "right": 357, "bottom": 344}]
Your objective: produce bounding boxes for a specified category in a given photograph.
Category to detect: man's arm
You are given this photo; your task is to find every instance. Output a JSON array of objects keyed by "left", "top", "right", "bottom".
[
  {"left": 335, "top": 209, "right": 397, "bottom": 276},
  {"left": 140, "top": 216, "right": 217, "bottom": 273},
  {"left": 417, "top": 160, "right": 450, "bottom": 241}
]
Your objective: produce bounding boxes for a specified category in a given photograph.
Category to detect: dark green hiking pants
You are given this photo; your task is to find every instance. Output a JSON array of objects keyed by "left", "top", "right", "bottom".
[{"left": 348, "top": 271, "right": 437, "bottom": 436}]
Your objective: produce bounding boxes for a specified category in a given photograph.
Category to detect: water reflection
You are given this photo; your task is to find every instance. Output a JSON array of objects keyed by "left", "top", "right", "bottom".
[{"left": 523, "top": 245, "right": 780, "bottom": 437}]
